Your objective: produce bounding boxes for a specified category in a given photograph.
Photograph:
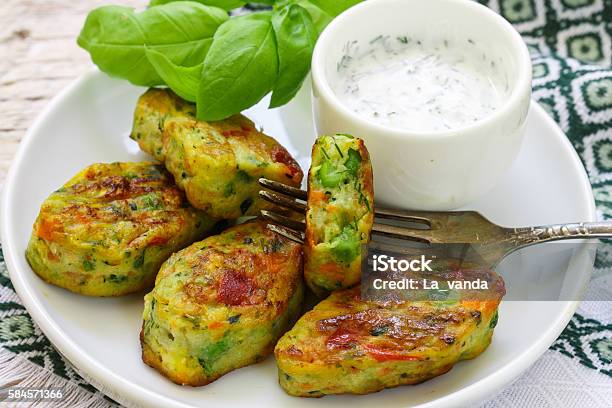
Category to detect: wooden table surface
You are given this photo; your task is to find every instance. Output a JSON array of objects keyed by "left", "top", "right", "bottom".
[{"left": 0, "top": 0, "right": 145, "bottom": 186}]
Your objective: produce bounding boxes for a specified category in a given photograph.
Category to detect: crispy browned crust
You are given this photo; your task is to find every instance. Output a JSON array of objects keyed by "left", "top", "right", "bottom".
[
  {"left": 140, "top": 220, "right": 304, "bottom": 386},
  {"left": 275, "top": 284, "right": 503, "bottom": 397},
  {"left": 131, "top": 88, "right": 303, "bottom": 219},
  {"left": 26, "top": 162, "right": 215, "bottom": 296}
]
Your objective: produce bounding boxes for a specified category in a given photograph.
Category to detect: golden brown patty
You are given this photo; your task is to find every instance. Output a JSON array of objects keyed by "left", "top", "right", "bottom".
[
  {"left": 141, "top": 220, "right": 304, "bottom": 386},
  {"left": 131, "top": 88, "right": 303, "bottom": 219},
  {"left": 275, "top": 276, "right": 504, "bottom": 397},
  {"left": 25, "top": 162, "right": 218, "bottom": 296}
]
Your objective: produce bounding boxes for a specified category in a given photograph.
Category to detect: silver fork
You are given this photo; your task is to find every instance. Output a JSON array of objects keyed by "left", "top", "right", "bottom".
[{"left": 258, "top": 178, "right": 612, "bottom": 267}]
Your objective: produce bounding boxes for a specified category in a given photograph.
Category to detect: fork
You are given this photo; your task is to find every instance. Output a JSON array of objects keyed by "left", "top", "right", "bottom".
[{"left": 258, "top": 178, "right": 612, "bottom": 267}]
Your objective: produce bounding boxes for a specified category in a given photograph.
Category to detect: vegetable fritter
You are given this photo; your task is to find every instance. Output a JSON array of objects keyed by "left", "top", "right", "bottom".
[
  {"left": 304, "top": 134, "right": 374, "bottom": 294},
  {"left": 26, "top": 162, "right": 218, "bottom": 296},
  {"left": 130, "top": 87, "right": 196, "bottom": 162},
  {"left": 141, "top": 220, "right": 304, "bottom": 386},
  {"left": 131, "top": 88, "right": 303, "bottom": 219},
  {"left": 275, "top": 282, "right": 503, "bottom": 397}
]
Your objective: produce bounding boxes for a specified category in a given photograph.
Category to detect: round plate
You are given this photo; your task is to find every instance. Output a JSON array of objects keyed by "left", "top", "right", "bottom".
[{"left": 1, "top": 71, "right": 596, "bottom": 408}]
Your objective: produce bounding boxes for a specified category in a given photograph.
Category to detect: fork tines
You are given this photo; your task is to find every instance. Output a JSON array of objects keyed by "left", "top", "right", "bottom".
[
  {"left": 259, "top": 189, "right": 306, "bottom": 213},
  {"left": 259, "top": 178, "right": 307, "bottom": 200},
  {"left": 258, "top": 178, "right": 436, "bottom": 244},
  {"left": 266, "top": 223, "right": 305, "bottom": 244}
]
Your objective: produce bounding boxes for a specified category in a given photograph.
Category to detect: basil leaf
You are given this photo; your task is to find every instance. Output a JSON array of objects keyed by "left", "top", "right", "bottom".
[
  {"left": 297, "top": 0, "right": 332, "bottom": 33},
  {"left": 145, "top": 48, "right": 201, "bottom": 102},
  {"left": 77, "top": 3, "right": 228, "bottom": 86},
  {"left": 197, "top": 12, "right": 278, "bottom": 120},
  {"left": 269, "top": 4, "right": 316, "bottom": 108},
  {"left": 306, "top": 0, "right": 361, "bottom": 17},
  {"left": 149, "top": 0, "right": 246, "bottom": 11}
]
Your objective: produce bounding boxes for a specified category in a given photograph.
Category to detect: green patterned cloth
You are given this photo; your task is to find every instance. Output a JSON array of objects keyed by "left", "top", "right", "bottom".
[
  {"left": 476, "top": 2, "right": 612, "bottom": 403},
  {"left": 1, "top": 1, "right": 611, "bottom": 406}
]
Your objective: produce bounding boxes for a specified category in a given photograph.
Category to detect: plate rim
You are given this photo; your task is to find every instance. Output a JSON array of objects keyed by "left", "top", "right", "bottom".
[{"left": 0, "top": 70, "right": 597, "bottom": 408}]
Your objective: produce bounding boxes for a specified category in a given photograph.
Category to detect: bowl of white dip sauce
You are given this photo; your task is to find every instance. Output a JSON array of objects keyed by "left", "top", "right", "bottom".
[{"left": 311, "top": 0, "right": 532, "bottom": 210}]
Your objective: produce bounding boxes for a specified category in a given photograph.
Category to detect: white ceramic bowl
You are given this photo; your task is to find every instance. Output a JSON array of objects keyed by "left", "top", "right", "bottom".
[{"left": 311, "top": 0, "right": 532, "bottom": 210}]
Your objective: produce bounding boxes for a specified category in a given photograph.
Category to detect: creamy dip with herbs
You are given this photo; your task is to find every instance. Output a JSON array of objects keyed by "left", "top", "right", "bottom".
[{"left": 333, "top": 35, "right": 510, "bottom": 132}]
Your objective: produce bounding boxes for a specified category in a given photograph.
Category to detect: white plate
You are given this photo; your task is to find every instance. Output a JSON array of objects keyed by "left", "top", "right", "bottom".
[{"left": 1, "top": 71, "right": 596, "bottom": 408}]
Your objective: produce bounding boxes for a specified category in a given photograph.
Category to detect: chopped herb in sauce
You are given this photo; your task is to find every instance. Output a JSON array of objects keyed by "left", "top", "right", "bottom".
[{"left": 333, "top": 35, "right": 509, "bottom": 132}]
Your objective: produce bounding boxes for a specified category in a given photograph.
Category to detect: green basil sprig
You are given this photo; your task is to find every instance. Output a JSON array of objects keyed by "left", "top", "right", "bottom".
[
  {"left": 78, "top": 0, "right": 361, "bottom": 119},
  {"left": 149, "top": 0, "right": 247, "bottom": 10},
  {"left": 307, "top": 0, "right": 361, "bottom": 17},
  {"left": 145, "top": 49, "right": 202, "bottom": 102},
  {"left": 294, "top": 0, "right": 333, "bottom": 33},
  {"left": 77, "top": 2, "right": 227, "bottom": 86},
  {"left": 270, "top": 3, "right": 317, "bottom": 108},
  {"left": 198, "top": 12, "right": 279, "bottom": 120}
]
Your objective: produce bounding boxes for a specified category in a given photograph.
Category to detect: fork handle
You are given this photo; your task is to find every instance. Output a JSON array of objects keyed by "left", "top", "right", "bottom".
[{"left": 510, "top": 222, "right": 612, "bottom": 247}]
